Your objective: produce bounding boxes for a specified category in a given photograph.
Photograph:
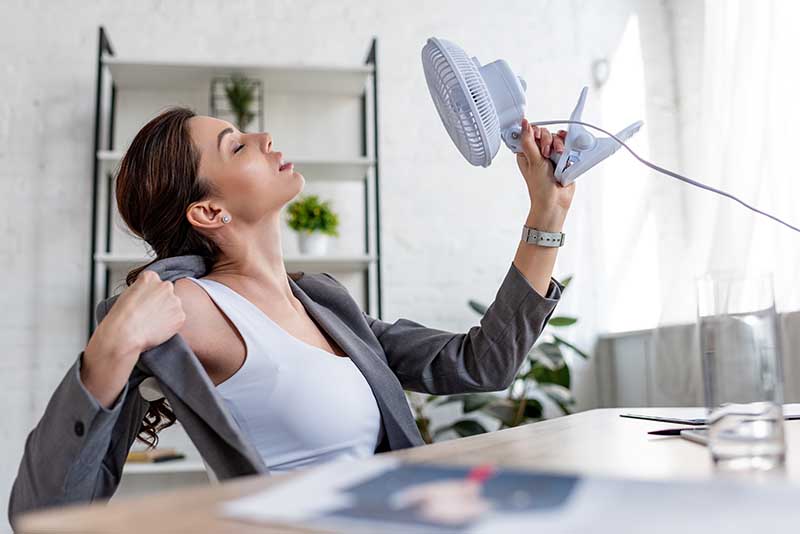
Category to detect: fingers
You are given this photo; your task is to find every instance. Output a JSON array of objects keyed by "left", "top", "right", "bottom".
[
  {"left": 113, "top": 268, "right": 186, "bottom": 351},
  {"left": 131, "top": 270, "right": 176, "bottom": 306},
  {"left": 160, "top": 281, "right": 175, "bottom": 302},
  {"left": 518, "top": 118, "right": 543, "bottom": 166},
  {"left": 553, "top": 132, "right": 565, "bottom": 155},
  {"left": 151, "top": 278, "right": 185, "bottom": 333},
  {"left": 517, "top": 120, "right": 566, "bottom": 170},
  {"left": 170, "top": 297, "right": 187, "bottom": 331},
  {"left": 540, "top": 128, "right": 553, "bottom": 158},
  {"left": 135, "top": 270, "right": 173, "bottom": 294},
  {"left": 137, "top": 270, "right": 160, "bottom": 285}
]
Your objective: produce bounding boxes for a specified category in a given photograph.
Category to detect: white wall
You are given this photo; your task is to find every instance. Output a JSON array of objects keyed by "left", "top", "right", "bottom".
[{"left": 0, "top": 1, "right": 692, "bottom": 531}]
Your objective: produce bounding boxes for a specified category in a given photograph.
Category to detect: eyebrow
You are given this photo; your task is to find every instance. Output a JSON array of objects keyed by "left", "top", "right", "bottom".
[{"left": 217, "top": 127, "right": 234, "bottom": 152}]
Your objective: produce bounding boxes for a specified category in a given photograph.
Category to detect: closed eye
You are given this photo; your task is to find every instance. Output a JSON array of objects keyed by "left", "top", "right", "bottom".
[{"left": 234, "top": 143, "right": 245, "bottom": 154}]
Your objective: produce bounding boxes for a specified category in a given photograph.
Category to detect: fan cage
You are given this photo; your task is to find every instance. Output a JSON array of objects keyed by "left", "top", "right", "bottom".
[{"left": 422, "top": 39, "right": 500, "bottom": 167}]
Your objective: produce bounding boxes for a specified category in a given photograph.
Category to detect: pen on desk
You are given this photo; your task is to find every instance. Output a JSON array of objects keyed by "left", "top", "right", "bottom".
[
  {"left": 648, "top": 427, "right": 708, "bottom": 436},
  {"left": 467, "top": 464, "right": 495, "bottom": 484}
]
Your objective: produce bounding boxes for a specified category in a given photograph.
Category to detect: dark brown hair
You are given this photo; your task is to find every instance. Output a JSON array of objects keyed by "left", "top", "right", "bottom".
[{"left": 115, "top": 107, "right": 219, "bottom": 447}]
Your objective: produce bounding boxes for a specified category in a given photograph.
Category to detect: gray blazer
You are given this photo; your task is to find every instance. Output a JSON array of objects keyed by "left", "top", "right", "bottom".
[{"left": 8, "top": 255, "right": 561, "bottom": 527}]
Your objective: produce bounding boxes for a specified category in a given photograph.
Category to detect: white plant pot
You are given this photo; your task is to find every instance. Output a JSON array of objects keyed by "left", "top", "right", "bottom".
[{"left": 297, "top": 232, "right": 330, "bottom": 255}]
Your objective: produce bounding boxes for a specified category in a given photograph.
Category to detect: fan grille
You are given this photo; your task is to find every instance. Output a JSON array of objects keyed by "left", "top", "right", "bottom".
[{"left": 422, "top": 38, "right": 500, "bottom": 167}]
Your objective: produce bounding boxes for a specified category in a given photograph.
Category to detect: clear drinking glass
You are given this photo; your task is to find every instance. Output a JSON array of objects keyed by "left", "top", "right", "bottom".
[{"left": 696, "top": 272, "right": 786, "bottom": 471}]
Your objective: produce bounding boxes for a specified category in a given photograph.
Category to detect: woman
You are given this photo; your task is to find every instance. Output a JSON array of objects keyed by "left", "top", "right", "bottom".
[{"left": 8, "top": 107, "right": 572, "bottom": 524}]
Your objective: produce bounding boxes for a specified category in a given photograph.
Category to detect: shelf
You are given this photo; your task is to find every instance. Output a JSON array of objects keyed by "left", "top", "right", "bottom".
[
  {"left": 104, "top": 56, "right": 373, "bottom": 96},
  {"left": 95, "top": 253, "right": 154, "bottom": 268},
  {"left": 95, "top": 253, "right": 377, "bottom": 272},
  {"left": 292, "top": 158, "right": 374, "bottom": 182},
  {"left": 123, "top": 459, "right": 207, "bottom": 475},
  {"left": 98, "top": 151, "right": 373, "bottom": 181},
  {"left": 285, "top": 255, "right": 376, "bottom": 272}
]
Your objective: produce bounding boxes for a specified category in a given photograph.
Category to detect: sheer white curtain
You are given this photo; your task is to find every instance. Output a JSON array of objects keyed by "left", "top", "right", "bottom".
[
  {"left": 678, "top": 0, "right": 800, "bottom": 403},
  {"left": 575, "top": 0, "right": 800, "bottom": 407},
  {"left": 597, "top": 0, "right": 800, "bottom": 332},
  {"left": 690, "top": 0, "right": 800, "bottom": 313}
]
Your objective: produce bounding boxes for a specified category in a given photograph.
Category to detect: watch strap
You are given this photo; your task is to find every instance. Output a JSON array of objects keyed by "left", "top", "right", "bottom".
[{"left": 521, "top": 226, "right": 565, "bottom": 247}]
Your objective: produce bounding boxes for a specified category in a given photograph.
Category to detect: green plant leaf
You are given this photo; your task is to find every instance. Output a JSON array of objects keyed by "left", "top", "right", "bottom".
[
  {"left": 552, "top": 334, "right": 589, "bottom": 360},
  {"left": 539, "top": 384, "right": 574, "bottom": 404},
  {"left": 548, "top": 316, "right": 578, "bottom": 328},
  {"left": 468, "top": 300, "right": 488, "bottom": 316},
  {"left": 539, "top": 383, "right": 575, "bottom": 415},
  {"left": 559, "top": 275, "right": 573, "bottom": 290},
  {"left": 528, "top": 353, "right": 556, "bottom": 371},
  {"left": 224, "top": 76, "right": 257, "bottom": 131},
  {"left": 480, "top": 399, "right": 517, "bottom": 427},
  {"left": 434, "top": 419, "right": 488, "bottom": 439},
  {"left": 527, "top": 361, "right": 571, "bottom": 388},
  {"left": 430, "top": 395, "right": 461, "bottom": 407},
  {"left": 530, "top": 342, "right": 564, "bottom": 369},
  {"left": 549, "top": 398, "right": 573, "bottom": 416},
  {"left": 462, "top": 394, "right": 496, "bottom": 413},
  {"left": 287, "top": 195, "right": 340, "bottom": 235}
]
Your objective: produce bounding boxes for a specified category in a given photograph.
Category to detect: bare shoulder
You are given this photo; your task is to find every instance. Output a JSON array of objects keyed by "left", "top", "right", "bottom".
[
  {"left": 173, "top": 278, "right": 216, "bottom": 321},
  {"left": 172, "top": 278, "right": 245, "bottom": 381},
  {"left": 172, "top": 278, "right": 222, "bottom": 351}
]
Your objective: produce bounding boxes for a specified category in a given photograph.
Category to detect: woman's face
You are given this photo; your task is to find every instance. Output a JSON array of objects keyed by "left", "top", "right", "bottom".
[{"left": 188, "top": 115, "right": 304, "bottom": 223}]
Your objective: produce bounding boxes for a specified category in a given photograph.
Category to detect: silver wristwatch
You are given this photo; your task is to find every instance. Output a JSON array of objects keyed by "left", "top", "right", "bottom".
[{"left": 521, "top": 226, "right": 565, "bottom": 247}]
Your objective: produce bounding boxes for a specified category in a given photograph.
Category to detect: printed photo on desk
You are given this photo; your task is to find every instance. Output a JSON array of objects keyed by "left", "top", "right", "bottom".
[{"left": 218, "top": 458, "right": 578, "bottom": 533}]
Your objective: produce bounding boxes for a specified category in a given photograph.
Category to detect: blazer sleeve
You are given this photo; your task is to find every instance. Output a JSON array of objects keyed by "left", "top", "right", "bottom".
[
  {"left": 7, "top": 299, "right": 143, "bottom": 528},
  {"left": 363, "top": 263, "right": 563, "bottom": 394}
]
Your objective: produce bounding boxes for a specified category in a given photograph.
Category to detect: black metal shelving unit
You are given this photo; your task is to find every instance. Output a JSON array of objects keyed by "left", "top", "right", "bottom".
[
  {"left": 88, "top": 26, "right": 115, "bottom": 339},
  {"left": 365, "top": 38, "right": 383, "bottom": 322},
  {"left": 87, "top": 27, "right": 383, "bottom": 339}
]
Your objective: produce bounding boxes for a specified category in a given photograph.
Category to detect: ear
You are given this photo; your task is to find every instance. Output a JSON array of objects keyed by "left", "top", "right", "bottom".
[{"left": 186, "top": 200, "right": 226, "bottom": 231}]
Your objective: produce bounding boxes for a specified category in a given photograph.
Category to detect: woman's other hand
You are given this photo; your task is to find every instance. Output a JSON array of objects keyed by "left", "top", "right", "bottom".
[
  {"left": 515, "top": 118, "right": 575, "bottom": 231},
  {"left": 81, "top": 270, "right": 186, "bottom": 407}
]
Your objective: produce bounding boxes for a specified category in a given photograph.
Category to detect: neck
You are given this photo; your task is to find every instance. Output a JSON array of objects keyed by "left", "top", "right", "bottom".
[{"left": 209, "top": 211, "right": 293, "bottom": 299}]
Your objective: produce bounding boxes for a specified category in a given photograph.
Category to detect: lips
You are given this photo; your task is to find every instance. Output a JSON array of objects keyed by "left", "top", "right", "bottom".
[{"left": 275, "top": 152, "right": 293, "bottom": 172}]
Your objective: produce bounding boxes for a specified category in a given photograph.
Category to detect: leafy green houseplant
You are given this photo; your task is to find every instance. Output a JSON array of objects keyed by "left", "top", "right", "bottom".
[
  {"left": 408, "top": 276, "right": 587, "bottom": 443},
  {"left": 287, "top": 195, "right": 340, "bottom": 255},
  {"left": 224, "top": 75, "right": 257, "bottom": 132}
]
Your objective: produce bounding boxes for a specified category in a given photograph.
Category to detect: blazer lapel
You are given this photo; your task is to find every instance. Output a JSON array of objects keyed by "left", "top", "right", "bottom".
[{"left": 289, "top": 276, "right": 424, "bottom": 449}]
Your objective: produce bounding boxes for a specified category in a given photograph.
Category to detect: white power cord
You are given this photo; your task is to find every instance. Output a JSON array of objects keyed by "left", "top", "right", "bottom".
[{"left": 533, "top": 119, "right": 800, "bottom": 235}]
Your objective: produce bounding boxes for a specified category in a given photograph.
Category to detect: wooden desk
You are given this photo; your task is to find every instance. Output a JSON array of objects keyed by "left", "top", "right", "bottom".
[{"left": 16, "top": 408, "right": 800, "bottom": 533}]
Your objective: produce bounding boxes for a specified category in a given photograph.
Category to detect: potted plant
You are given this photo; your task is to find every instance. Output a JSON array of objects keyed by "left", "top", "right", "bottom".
[
  {"left": 224, "top": 75, "right": 257, "bottom": 132},
  {"left": 287, "top": 195, "right": 340, "bottom": 255},
  {"left": 408, "top": 275, "right": 587, "bottom": 443}
]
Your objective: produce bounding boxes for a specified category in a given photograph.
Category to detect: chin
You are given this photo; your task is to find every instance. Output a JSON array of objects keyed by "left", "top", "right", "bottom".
[{"left": 292, "top": 172, "right": 306, "bottom": 191}]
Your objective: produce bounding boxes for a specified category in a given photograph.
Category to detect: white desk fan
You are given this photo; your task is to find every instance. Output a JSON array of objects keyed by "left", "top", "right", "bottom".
[
  {"left": 420, "top": 36, "right": 800, "bottom": 234},
  {"left": 421, "top": 37, "right": 642, "bottom": 185}
]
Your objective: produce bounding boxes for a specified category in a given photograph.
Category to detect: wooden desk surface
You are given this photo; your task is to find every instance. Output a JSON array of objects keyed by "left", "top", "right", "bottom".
[{"left": 16, "top": 408, "right": 800, "bottom": 533}]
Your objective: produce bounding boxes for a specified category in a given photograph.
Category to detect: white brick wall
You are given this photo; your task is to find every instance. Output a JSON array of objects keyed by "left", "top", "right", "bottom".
[{"left": 0, "top": 1, "right": 694, "bottom": 530}]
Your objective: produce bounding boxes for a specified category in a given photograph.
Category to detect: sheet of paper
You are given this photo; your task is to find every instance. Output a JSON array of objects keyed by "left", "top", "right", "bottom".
[
  {"left": 219, "top": 456, "right": 400, "bottom": 523},
  {"left": 217, "top": 456, "right": 800, "bottom": 533},
  {"left": 622, "top": 403, "right": 800, "bottom": 424}
]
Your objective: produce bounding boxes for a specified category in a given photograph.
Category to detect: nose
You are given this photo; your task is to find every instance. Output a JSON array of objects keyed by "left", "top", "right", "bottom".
[{"left": 259, "top": 132, "right": 273, "bottom": 153}]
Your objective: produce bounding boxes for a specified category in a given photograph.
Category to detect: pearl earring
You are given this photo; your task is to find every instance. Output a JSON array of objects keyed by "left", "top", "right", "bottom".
[{"left": 221, "top": 215, "right": 231, "bottom": 224}]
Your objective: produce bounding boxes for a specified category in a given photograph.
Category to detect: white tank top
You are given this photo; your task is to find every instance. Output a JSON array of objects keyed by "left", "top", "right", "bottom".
[{"left": 186, "top": 277, "right": 383, "bottom": 473}]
